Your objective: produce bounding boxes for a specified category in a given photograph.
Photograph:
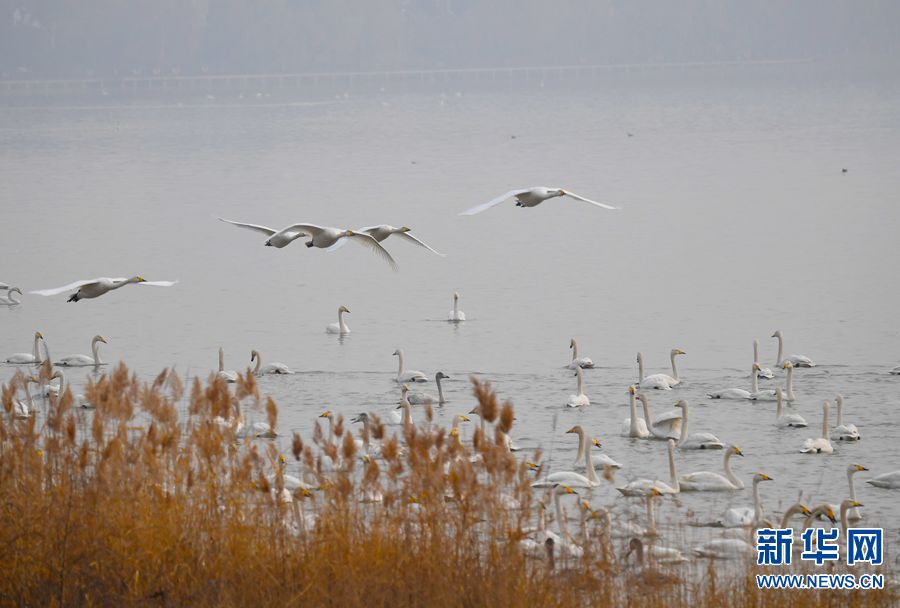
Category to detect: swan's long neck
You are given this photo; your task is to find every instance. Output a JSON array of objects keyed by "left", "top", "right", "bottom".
[
  {"left": 670, "top": 352, "right": 680, "bottom": 381},
  {"left": 840, "top": 503, "right": 850, "bottom": 537},
  {"left": 835, "top": 396, "right": 844, "bottom": 427},
  {"left": 24, "top": 380, "right": 35, "bottom": 411},
  {"left": 6, "top": 290, "right": 20, "bottom": 304},
  {"left": 629, "top": 392, "right": 640, "bottom": 436},
  {"left": 571, "top": 340, "right": 579, "bottom": 361},
  {"left": 92, "top": 339, "right": 103, "bottom": 365},
  {"left": 646, "top": 496, "right": 658, "bottom": 536},
  {"left": 554, "top": 491, "right": 571, "bottom": 542},
  {"left": 775, "top": 335, "right": 784, "bottom": 366},
  {"left": 584, "top": 441, "right": 600, "bottom": 484},
  {"left": 402, "top": 402, "right": 412, "bottom": 429},
  {"left": 576, "top": 368, "right": 584, "bottom": 395},
  {"left": 847, "top": 468, "right": 857, "bottom": 502},
  {"left": 218, "top": 349, "right": 225, "bottom": 373},
  {"left": 579, "top": 505, "right": 589, "bottom": 544},
  {"left": 254, "top": 353, "right": 262, "bottom": 374},
  {"left": 677, "top": 405, "right": 689, "bottom": 446},
  {"left": 436, "top": 376, "right": 445, "bottom": 403},
  {"left": 114, "top": 277, "right": 140, "bottom": 290},
  {"left": 785, "top": 366, "right": 795, "bottom": 401},
  {"left": 452, "top": 296, "right": 459, "bottom": 317},
  {"left": 776, "top": 390, "right": 784, "bottom": 418},
  {"left": 362, "top": 420, "right": 371, "bottom": 453},
  {"left": 637, "top": 353, "right": 644, "bottom": 382},
  {"left": 752, "top": 479, "right": 764, "bottom": 524},
  {"left": 821, "top": 402, "right": 829, "bottom": 440},
  {"left": 723, "top": 450, "right": 741, "bottom": 488},
  {"left": 396, "top": 351, "right": 405, "bottom": 376},
  {"left": 780, "top": 504, "right": 803, "bottom": 529},
  {"left": 33, "top": 334, "right": 42, "bottom": 363},
  {"left": 667, "top": 440, "right": 678, "bottom": 489},
  {"left": 327, "top": 417, "right": 334, "bottom": 444},
  {"left": 753, "top": 340, "right": 760, "bottom": 366},
  {"left": 573, "top": 427, "right": 586, "bottom": 465},
  {"left": 751, "top": 366, "right": 759, "bottom": 393},
  {"left": 338, "top": 309, "right": 349, "bottom": 333}
]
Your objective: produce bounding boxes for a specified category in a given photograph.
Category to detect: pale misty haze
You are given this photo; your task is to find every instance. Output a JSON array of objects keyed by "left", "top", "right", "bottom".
[{"left": 2, "top": 0, "right": 899, "bottom": 77}]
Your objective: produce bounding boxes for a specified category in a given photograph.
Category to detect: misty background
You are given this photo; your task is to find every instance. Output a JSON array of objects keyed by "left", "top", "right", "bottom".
[{"left": 3, "top": 1, "right": 899, "bottom": 79}]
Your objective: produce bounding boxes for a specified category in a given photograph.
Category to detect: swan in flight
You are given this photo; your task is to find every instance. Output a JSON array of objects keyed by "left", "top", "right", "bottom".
[
  {"left": 771, "top": 330, "right": 815, "bottom": 367},
  {"left": 617, "top": 438, "right": 679, "bottom": 496},
  {"left": 326, "top": 305, "right": 351, "bottom": 334},
  {"left": 674, "top": 400, "right": 724, "bottom": 449},
  {"left": 56, "top": 335, "right": 107, "bottom": 367},
  {"left": 532, "top": 436, "right": 604, "bottom": 488},
  {"left": 637, "top": 392, "right": 682, "bottom": 440},
  {"left": 392, "top": 349, "right": 427, "bottom": 383},
  {"left": 0, "top": 287, "right": 22, "bottom": 306},
  {"left": 407, "top": 372, "right": 449, "bottom": 405},
  {"left": 354, "top": 225, "right": 445, "bottom": 256},
  {"left": 567, "top": 426, "right": 622, "bottom": 469},
  {"left": 752, "top": 339, "right": 774, "bottom": 379},
  {"left": 566, "top": 338, "right": 594, "bottom": 369},
  {"left": 566, "top": 366, "right": 589, "bottom": 408},
  {"left": 720, "top": 473, "right": 773, "bottom": 528},
  {"left": 621, "top": 385, "right": 650, "bottom": 438},
  {"left": 216, "top": 347, "right": 238, "bottom": 383},
  {"left": 832, "top": 394, "right": 860, "bottom": 441},
  {"left": 218, "top": 218, "right": 398, "bottom": 271},
  {"left": 800, "top": 401, "right": 834, "bottom": 454},
  {"left": 447, "top": 293, "right": 465, "bottom": 322},
  {"left": 679, "top": 445, "right": 744, "bottom": 491},
  {"left": 774, "top": 387, "right": 807, "bottom": 428},
  {"left": 30, "top": 276, "right": 177, "bottom": 302},
  {"left": 707, "top": 364, "right": 761, "bottom": 400},
  {"left": 6, "top": 331, "right": 48, "bottom": 365},
  {"left": 866, "top": 470, "right": 900, "bottom": 489},
  {"left": 460, "top": 187, "right": 617, "bottom": 215},
  {"left": 637, "top": 349, "right": 685, "bottom": 390},
  {"left": 250, "top": 350, "right": 292, "bottom": 376}
]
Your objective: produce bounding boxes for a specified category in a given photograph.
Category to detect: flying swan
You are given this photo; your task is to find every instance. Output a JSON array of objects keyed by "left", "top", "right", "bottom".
[
  {"left": 460, "top": 187, "right": 618, "bottom": 215},
  {"left": 30, "top": 276, "right": 177, "bottom": 301},
  {"left": 329, "top": 225, "right": 444, "bottom": 256}
]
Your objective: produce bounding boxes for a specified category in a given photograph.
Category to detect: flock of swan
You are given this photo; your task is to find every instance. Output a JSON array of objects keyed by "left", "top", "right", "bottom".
[{"left": 3, "top": 188, "right": 899, "bottom": 568}]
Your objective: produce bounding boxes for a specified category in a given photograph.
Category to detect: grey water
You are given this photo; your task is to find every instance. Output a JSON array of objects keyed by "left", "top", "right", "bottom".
[{"left": 2, "top": 68, "right": 900, "bottom": 554}]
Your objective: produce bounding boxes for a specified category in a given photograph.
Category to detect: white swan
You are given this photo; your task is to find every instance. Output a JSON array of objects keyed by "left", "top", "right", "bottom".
[
  {"left": 250, "top": 350, "right": 292, "bottom": 376},
  {"left": 637, "top": 349, "right": 685, "bottom": 390},
  {"left": 708, "top": 364, "right": 760, "bottom": 399},
  {"left": 693, "top": 537, "right": 754, "bottom": 560},
  {"left": 7, "top": 331, "right": 48, "bottom": 364},
  {"left": 753, "top": 339, "right": 774, "bottom": 379},
  {"left": 800, "top": 401, "right": 834, "bottom": 454},
  {"left": 866, "top": 470, "right": 900, "bottom": 489},
  {"left": 31, "top": 276, "right": 177, "bottom": 301},
  {"left": 626, "top": 536, "right": 687, "bottom": 565},
  {"left": 447, "top": 293, "right": 466, "bottom": 322},
  {"left": 832, "top": 394, "right": 860, "bottom": 441},
  {"left": 219, "top": 218, "right": 398, "bottom": 270},
  {"left": 770, "top": 361, "right": 798, "bottom": 402},
  {"left": 772, "top": 330, "right": 815, "bottom": 367},
  {"left": 354, "top": 225, "right": 445, "bottom": 256},
  {"left": 568, "top": 425, "right": 622, "bottom": 469},
  {"left": 532, "top": 436, "right": 604, "bottom": 488},
  {"left": 566, "top": 366, "right": 589, "bottom": 408},
  {"left": 567, "top": 338, "right": 594, "bottom": 369},
  {"left": 407, "top": 372, "right": 449, "bottom": 405},
  {"left": 775, "top": 387, "right": 807, "bottom": 427},
  {"left": 325, "top": 305, "right": 351, "bottom": 334},
  {"left": 216, "top": 347, "right": 238, "bottom": 383},
  {"left": 460, "top": 187, "right": 618, "bottom": 215},
  {"left": 720, "top": 473, "right": 773, "bottom": 527},
  {"left": 44, "top": 370, "right": 91, "bottom": 409},
  {"left": 8, "top": 379, "right": 37, "bottom": 419},
  {"left": 550, "top": 484, "right": 585, "bottom": 558},
  {"left": 0, "top": 287, "right": 22, "bottom": 305},
  {"left": 392, "top": 349, "right": 427, "bottom": 383},
  {"left": 621, "top": 385, "right": 650, "bottom": 438},
  {"left": 674, "top": 400, "right": 724, "bottom": 449},
  {"left": 825, "top": 464, "right": 867, "bottom": 522},
  {"left": 637, "top": 392, "right": 682, "bottom": 440},
  {"left": 391, "top": 385, "right": 415, "bottom": 428},
  {"left": 679, "top": 445, "right": 744, "bottom": 491},
  {"left": 617, "top": 439, "right": 680, "bottom": 496},
  {"left": 56, "top": 335, "right": 107, "bottom": 367}
]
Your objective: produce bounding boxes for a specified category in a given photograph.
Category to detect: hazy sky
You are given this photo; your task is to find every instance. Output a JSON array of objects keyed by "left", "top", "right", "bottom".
[{"left": 3, "top": 1, "right": 899, "bottom": 78}]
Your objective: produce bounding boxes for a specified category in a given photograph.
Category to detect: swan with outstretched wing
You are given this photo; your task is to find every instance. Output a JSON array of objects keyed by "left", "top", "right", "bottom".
[{"left": 460, "top": 187, "right": 618, "bottom": 215}]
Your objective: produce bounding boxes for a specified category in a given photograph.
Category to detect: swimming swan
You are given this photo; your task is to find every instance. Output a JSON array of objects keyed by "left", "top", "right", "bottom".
[
  {"left": 637, "top": 349, "right": 685, "bottom": 390},
  {"left": 800, "top": 401, "right": 834, "bottom": 454},
  {"left": 567, "top": 338, "right": 594, "bottom": 369},
  {"left": 392, "top": 349, "right": 427, "bottom": 383},
  {"left": 637, "top": 392, "right": 682, "bottom": 440},
  {"left": 617, "top": 439, "right": 680, "bottom": 496},
  {"left": 566, "top": 366, "right": 589, "bottom": 408},
  {"left": 771, "top": 330, "right": 815, "bottom": 367},
  {"left": 753, "top": 339, "right": 774, "bottom": 379},
  {"left": 447, "top": 293, "right": 465, "bottom": 322},
  {"left": 679, "top": 445, "right": 744, "bottom": 491},
  {"left": 720, "top": 472, "right": 773, "bottom": 527},
  {"left": 832, "top": 394, "right": 860, "bottom": 441},
  {"left": 326, "top": 305, "right": 351, "bottom": 334},
  {"left": 0, "top": 287, "right": 22, "bottom": 305},
  {"left": 674, "top": 400, "right": 724, "bottom": 449},
  {"left": 7, "top": 331, "right": 49, "bottom": 365},
  {"left": 56, "top": 335, "right": 107, "bottom": 367},
  {"left": 621, "top": 385, "right": 650, "bottom": 438},
  {"left": 568, "top": 425, "right": 622, "bottom": 469},
  {"left": 216, "top": 347, "right": 238, "bottom": 383},
  {"left": 250, "top": 350, "right": 292, "bottom": 375},
  {"left": 774, "top": 387, "right": 807, "bottom": 427},
  {"left": 407, "top": 372, "right": 449, "bottom": 405}
]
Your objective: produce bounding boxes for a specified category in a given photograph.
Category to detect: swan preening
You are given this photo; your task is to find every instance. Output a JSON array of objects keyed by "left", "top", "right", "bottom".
[
  {"left": 460, "top": 187, "right": 618, "bottom": 215},
  {"left": 0, "top": 286, "right": 22, "bottom": 305},
  {"left": 637, "top": 349, "right": 685, "bottom": 390},
  {"left": 56, "top": 335, "right": 107, "bottom": 367},
  {"left": 800, "top": 401, "right": 834, "bottom": 454},
  {"left": 832, "top": 394, "right": 860, "bottom": 441},
  {"left": 566, "top": 366, "right": 589, "bottom": 408},
  {"left": 251, "top": 350, "right": 292, "bottom": 376},
  {"left": 679, "top": 445, "right": 744, "bottom": 491},
  {"left": 30, "top": 276, "right": 177, "bottom": 301},
  {"left": 218, "top": 218, "right": 398, "bottom": 271},
  {"left": 772, "top": 330, "right": 815, "bottom": 367},
  {"left": 326, "top": 306, "right": 351, "bottom": 334},
  {"left": 447, "top": 293, "right": 465, "bottom": 322},
  {"left": 567, "top": 338, "right": 594, "bottom": 369},
  {"left": 393, "top": 349, "right": 427, "bottom": 383},
  {"left": 7, "top": 331, "right": 49, "bottom": 364}
]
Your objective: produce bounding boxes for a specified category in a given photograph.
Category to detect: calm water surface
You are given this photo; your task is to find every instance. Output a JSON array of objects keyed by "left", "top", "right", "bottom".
[{"left": 2, "top": 70, "right": 899, "bottom": 553}]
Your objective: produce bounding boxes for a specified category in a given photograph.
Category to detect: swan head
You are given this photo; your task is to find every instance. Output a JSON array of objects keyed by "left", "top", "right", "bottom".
[
  {"left": 401, "top": 384, "right": 409, "bottom": 393},
  {"left": 8, "top": 287, "right": 21, "bottom": 296},
  {"left": 783, "top": 361, "right": 793, "bottom": 370},
  {"left": 526, "top": 461, "right": 540, "bottom": 472},
  {"left": 554, "top": 484, "right": 577, "bottom": 496},
  {"left": 264, "top": 239, "right": 272, "bottom": 246},
  {"left": 636, "top": 352, "right": 643, "bottom": 363},
  {"left": 753, "top": 363, "right": 761, "bottom": 371},
  {"left": 650, "top": 488, "right": 663, "bottom": 497},
  {"left": 591, "top": 437, "right": 602, "bottom": 448},
  {"left": 350, "top": 413, "right": 367, "bottom": 424},
  {"left": 392, "top": 349, "right": 400, "bottom": 356},
  {"left": 753, "top": 473, "right": 773, "bottom": 483},
  {"left": 555, "top": 189, "right": 566, "bottom": 197},
  {"left": 250, "top": 350, "right": 259, "bottom": 362},
  {"left": 35, "top": 331, "right": 43, "bottom": 340},
  {"left": 671, "top": 348, "right": 686, "bottom": 356},
  {"left": 459, "top": 415, "right": 470, "bottom": 423},
  {"left": 850, "top": 464, "right": 868, "bottom": 473},
  {"left": 345, "top": 230, "right": 355, "bottom": 237},
  {"left": 93, "top": 335, "right": 107, "bottom": 344},
  {"left": 400, "top": 226, "right": 411, "bottom": 232},
  {"left": 565, "top": 425, "right": 582, "bottom": 435},
  {"left": 731, "top": 445, "right": 744, "bottom": 457},
  {"left": 843, "top": 499, "right": 863, "bottom": 510},
  {"left": 636, "top": 393, "right": 648, "bottom": 404},
  {"left": 772, "top": 330, "right": 783, "bottom": 339},
  {"left": 449, "top": 427, "right": 460, "bottom": 440},
  {"left": 453, "top": 292, "right": 459, "bottom": 301},
  {"left": 468, "top": 405, "right": 479, "bottom": 416},
  {"left": 318, "top": 410, "right": 332, "bottom": 419},
  {"left": 674, "top": 399, "right": 687, "bottom": 410},
  {"left": 835, "top": 393, "right": 843, "bottom": 405},
  {"left": 136, "top": 276, "right": 146, "bottom": 283},
  {"left": 339, "top": 305, "right": 350, "bottom": 313},
  {"left": 436, "top": 372, "right": 450, "bottom": 380}
]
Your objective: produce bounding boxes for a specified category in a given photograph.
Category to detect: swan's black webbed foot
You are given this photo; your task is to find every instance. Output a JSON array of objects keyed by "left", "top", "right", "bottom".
[{"left": 305, "top": 241, "right": 315, "bottom": 248}]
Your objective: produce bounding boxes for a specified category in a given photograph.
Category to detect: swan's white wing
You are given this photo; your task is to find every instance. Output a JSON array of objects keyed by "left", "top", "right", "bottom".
[
  {"left": 347, "top": 234, "right": 399, "bottom": 272},
  {"left": 395, "top": 231, "right": 446, "bottom": 256},
  {"left": 30, "top": 278, "right": 105, "bottom": 296},
  {"left": 325, "top": 239, "right": 350, "bottom": 252},
  {"left": 218, "top": 218, "right": 277, "bottom": 236},
  {"left": 270, "top": 223, "right": 324, "bottom": 240},
  {"left": 459, "top": 189, "right": 530, "bottom": 216},
  {"left": 562, "top": 190, "right": 618, "bottom": 210},
  {"left": 137, "top": 280, "right": 179, "bottom": 287}
]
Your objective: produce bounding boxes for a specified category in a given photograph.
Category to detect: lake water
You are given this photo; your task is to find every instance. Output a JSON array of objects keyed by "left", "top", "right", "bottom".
[{"left": 2, "top": 66, "right": 899, "bottom": 553}]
